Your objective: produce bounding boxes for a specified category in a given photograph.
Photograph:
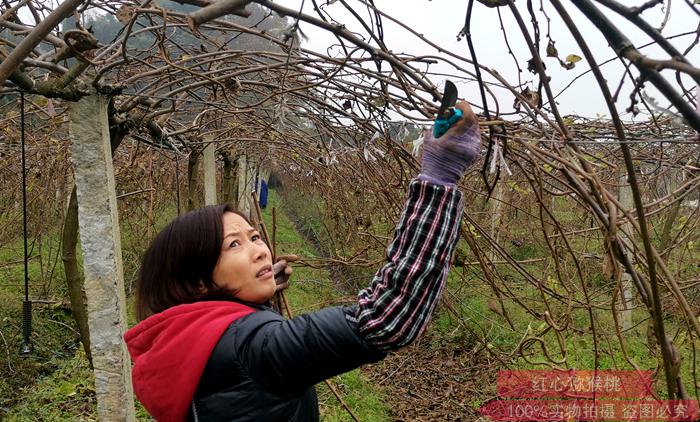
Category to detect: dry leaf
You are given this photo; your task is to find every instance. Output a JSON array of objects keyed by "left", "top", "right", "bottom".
[{"left": 116, "top": 5, "right": 135, "bottom": 25}]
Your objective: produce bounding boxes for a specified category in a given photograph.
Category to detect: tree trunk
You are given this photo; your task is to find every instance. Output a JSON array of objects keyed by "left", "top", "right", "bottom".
[
  {"left": 221, "top": 152, "right": 238, "bottom": 204},
  {"left": 187, "top": 148, "right": 203, "bottom": 211},
  {"left": 61, "top": 185, "right": 92, "bottom": 366}
]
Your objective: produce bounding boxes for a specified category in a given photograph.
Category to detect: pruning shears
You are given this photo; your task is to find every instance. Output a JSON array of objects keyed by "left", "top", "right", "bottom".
[{"left": 433, "top": 80, "right": 463, "bottom": 138}]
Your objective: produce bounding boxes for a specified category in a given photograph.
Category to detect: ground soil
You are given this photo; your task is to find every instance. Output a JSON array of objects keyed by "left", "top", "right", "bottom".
[{"left": 364, "top": 334, "right": 498, "bottom": 421}]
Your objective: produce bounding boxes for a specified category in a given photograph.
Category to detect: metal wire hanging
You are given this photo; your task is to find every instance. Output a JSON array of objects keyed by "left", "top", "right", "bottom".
[{"left": 19, "top": 90, "right": 32, "bottom": 356}]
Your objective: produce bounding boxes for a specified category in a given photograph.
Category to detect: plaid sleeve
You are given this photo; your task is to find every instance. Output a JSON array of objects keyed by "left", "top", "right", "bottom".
[{"left": 346, "top": 179, "right": 464, "bottom": 351}]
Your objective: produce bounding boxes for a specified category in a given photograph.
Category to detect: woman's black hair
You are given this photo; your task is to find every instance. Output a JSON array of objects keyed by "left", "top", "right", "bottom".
[{"left": 135, "top": 204, "right": 251, "bottom": 321}]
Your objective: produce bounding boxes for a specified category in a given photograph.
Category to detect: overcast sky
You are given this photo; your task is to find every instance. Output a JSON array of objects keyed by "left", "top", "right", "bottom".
[{"left": 276, "top": 0, "right": 699, "bottom": 119}]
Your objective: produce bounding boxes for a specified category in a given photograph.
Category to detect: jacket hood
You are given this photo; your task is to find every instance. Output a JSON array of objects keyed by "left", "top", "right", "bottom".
[{"left": 124, "top": 301, "right": 255, "bottom": 421}]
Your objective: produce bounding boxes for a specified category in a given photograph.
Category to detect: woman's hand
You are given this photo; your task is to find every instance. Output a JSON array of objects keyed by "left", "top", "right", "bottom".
[
  {"left": 420, "top": 101, "right": 481, "bottom": 185},
  {"left": 273, "top": 255, "right": 297, "bottom": 292}
]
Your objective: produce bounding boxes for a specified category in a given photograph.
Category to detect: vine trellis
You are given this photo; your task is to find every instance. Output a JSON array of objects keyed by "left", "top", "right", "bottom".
[{"left": 1, "top": 0, "right": 699, "bottom": 417}]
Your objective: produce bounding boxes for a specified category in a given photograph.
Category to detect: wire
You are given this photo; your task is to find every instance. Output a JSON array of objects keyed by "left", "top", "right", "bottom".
[
  {"left": 20, "top": 91, "right": 32, "bottom": 356},
  {"left": 21, "top": 92, "right": 27, "bottom": 303},
  {"left": 509, "top": 134, "right": 699, "bottom": 145}
]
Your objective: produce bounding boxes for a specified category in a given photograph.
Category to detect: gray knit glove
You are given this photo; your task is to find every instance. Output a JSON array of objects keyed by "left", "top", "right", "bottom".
[{"left": 419, "top": 102, "right": 481, "bottom": 185}]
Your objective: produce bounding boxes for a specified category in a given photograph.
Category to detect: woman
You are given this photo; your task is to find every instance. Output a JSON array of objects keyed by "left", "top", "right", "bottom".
[{"left": 124, "top": 101, "right": 481, "bottom": 421}]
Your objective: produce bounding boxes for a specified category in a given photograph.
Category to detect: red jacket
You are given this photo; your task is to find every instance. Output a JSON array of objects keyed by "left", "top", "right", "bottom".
[{"left": 124, "top": 301, "right": 254, "bottom": 421}]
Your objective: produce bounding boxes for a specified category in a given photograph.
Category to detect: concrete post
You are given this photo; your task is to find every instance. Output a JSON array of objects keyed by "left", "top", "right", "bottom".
[
  {"left": 68, "top": 94, "right": 135, "bottom": 421},
  {"left": 236, "top": 154, "right": 250, "bottom": 218},
  {"left": 203, "top": 139, "right": 216, "bottom": 206},
  {"left": 618, "top": 169, "right": 635, "bottom": 331}
]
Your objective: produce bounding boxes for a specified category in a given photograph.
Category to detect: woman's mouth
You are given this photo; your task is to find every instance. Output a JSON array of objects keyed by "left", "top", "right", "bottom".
[{"left": 256, "top": 265, "right": 273, "bottom": 279}]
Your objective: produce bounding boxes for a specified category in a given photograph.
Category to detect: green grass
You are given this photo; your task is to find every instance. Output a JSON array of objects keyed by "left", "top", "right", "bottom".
[
  {"left": 4, "top": 348, "right": 154, "bottom": 422},
  {"left": 0, "top": 227, "right": 67, "bottom": 299},
  {"left": 4, "top": 350, "right": 96, "bottom": 422},
  {"left": 319, "top": 371, "right": 388, "bottom": 422},
  {"left": 0, "top": 227, "right": 82, "bottom": 418},
  {"left": 261, "top": 190, "right": 341, "bottom": 312}
]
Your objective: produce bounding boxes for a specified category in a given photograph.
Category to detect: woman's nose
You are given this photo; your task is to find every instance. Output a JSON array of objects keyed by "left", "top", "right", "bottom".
[{"left": 252, "top": 241, "right": 269, "bottom": 261}]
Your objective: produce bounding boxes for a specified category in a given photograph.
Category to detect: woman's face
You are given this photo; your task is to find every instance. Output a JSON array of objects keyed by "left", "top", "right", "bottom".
[{"left": 211, "top": 212, "right": 275, "bottom": 304}]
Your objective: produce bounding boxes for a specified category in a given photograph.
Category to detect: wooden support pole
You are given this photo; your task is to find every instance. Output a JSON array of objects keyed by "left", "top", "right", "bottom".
[{"left": 68, "top": 94, "right": 135, "bottom": 422}]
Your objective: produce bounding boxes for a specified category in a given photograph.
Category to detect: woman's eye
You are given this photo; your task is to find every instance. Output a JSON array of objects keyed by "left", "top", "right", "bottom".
[
  {"left": 229, "top": 240, "right": 239, "bottom": 248},
  {"left": 251, "top": 234, "right": 261, "bottom": 241}
]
